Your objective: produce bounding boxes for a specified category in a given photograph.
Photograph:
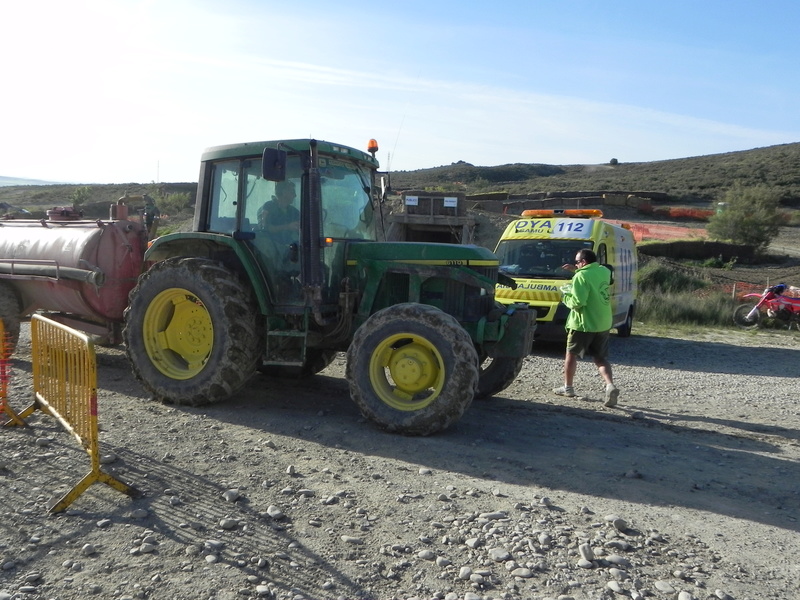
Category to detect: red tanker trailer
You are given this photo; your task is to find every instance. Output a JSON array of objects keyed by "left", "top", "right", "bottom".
[{"left": 0, "top": 202, "right": 148, "bottom": 350}]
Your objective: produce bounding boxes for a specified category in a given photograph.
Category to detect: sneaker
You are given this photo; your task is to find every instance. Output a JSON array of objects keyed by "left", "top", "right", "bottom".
[
  {"left": 604, "top": 384, "right": 619, "bottom": 407},
  {"left": 553, "top": 385, "right": 576, "bottom": 398}
]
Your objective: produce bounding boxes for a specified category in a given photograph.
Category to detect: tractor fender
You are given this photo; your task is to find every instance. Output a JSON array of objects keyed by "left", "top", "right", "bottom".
[{"left": 145, "top": 232, "right": 272, "bottom": 315}]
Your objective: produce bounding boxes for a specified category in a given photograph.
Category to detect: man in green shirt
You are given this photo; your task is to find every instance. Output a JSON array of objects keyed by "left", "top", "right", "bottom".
[{"left": 553, "top": 248, "right": 620, "bottom": 407}]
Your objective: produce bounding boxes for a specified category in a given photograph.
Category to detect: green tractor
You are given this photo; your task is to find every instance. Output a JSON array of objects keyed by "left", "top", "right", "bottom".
[{"left": 123, "top": 139, "right": 534, "bottom": 435}]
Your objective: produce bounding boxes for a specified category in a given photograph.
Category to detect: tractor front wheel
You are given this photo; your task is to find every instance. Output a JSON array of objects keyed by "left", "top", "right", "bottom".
[
  {"left": 475, "top": 356, "right": 524, "bottom": 399},
  {"left": 123, "top": 258, "right": 261, "bottom": 405},
  {"left": 347, "top": 303, "right": 478, "bottom": 435}
]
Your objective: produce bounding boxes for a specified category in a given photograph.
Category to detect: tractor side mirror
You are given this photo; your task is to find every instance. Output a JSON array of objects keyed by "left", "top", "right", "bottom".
[
  {"left": 380, "top": 175, "right": 389, "bottom": 202},
  {"left": 262, "top": 148, "right": 287, "bottom": 181}
]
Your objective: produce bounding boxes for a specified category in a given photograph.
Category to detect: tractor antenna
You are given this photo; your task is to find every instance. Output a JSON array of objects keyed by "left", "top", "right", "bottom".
[{"left": 389, "top": 111, "right": 407, "bottom": 173}]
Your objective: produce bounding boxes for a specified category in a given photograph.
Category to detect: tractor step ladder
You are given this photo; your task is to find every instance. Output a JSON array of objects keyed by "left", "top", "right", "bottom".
[{"left": 264, "top": 328, "right": 307, "bottom": 367}]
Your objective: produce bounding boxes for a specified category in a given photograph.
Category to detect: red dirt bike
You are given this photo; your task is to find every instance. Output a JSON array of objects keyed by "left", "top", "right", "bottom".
[{"left": 733, "top": 283, "right": 800, "bottom": 330}]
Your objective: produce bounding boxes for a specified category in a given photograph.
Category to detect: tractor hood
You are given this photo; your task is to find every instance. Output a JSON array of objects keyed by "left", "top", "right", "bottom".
[{"left": 346, "top": 242, "right": 500, "bottom": 267}]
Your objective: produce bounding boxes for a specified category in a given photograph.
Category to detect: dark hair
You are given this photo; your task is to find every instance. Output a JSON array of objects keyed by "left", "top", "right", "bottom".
[
  {"left": 275, "top": 180, "right": 296, "bottom": 195},
  {"left": 577, "top": 249, "right": 597, "bottom": 264}
]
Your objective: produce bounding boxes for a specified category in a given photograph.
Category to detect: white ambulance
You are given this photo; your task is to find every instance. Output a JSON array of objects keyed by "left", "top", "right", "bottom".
[{"left": 494, "top": 209, "right": 637, "bottom": 340}]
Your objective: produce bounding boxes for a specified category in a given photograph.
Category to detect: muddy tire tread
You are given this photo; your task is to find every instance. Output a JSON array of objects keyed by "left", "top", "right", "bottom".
[
  {"left": 123, "top": 258, "right": 261, "bottom": 406},
  {"left": 346, "top": 303, "right": 478, "bottom": 436}
]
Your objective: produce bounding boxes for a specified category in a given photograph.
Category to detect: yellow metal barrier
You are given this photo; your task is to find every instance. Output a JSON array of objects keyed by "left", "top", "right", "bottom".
[
  {"left": 18, "top": 315, "right": 140, "bottom": 512},
  {"left": 0, "top": 318, "right": 25, "bottom": 426}
]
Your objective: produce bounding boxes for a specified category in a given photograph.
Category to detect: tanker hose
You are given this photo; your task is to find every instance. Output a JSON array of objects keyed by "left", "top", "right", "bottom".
[{"left": 0, "top": 262, "right": 105, "bottom": 286}]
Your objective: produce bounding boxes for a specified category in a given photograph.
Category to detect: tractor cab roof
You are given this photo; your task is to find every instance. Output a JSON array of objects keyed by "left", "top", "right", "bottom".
[{"left": 201, "top": 139, "right": 380, "bottom": 168}]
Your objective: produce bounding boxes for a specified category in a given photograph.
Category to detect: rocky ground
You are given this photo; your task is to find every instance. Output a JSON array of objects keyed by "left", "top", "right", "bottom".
[{"left": 1, "top": 318, "right": 799, "bottom": 600}]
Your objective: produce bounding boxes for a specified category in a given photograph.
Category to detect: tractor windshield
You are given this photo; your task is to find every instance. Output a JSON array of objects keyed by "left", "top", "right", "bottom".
[{"left": 319, "top": 157, "right": 376, "bottom": 241}]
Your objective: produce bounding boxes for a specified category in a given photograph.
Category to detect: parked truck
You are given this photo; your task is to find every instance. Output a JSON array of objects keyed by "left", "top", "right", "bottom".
[{"left": 0, "top": 139, "right": 535, "bottom": 435}]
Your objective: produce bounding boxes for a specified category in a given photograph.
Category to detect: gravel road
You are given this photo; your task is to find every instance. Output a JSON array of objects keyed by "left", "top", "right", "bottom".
[{"left": 1, "top": 322, "right": 799, "bottom": 600}]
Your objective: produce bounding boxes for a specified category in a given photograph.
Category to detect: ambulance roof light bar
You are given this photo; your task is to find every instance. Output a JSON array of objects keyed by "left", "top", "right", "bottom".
[{"left": 520, "top": 209, "right": 604, "bottom": 218}]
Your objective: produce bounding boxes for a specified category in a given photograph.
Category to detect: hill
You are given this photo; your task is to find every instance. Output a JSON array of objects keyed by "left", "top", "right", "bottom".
[
  {"left": 389, "top": 142, "right": 800, "bottom": 205},
  {"left": 0, "top": 175, "right": 60, "bottom": 187},
  {"left": 3, "top": 142, "right": 800, "bottom": 214},
  {"left": 0, "top": 182, "right": 196, "bottom": 221}
]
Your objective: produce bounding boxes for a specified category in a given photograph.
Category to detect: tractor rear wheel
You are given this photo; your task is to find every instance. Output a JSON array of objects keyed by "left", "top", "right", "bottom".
[
  {"left": 475, "top": 356, "right": 524, "bottom": 399},
  {"left": 0, "top": 282, "right": 22, "bottom": 356},
  {"left": 347, "top": 303, "right": 478, "bottom": 436},
  {"left": 123, "top": 258, "right": 261, "bottom": 405}
]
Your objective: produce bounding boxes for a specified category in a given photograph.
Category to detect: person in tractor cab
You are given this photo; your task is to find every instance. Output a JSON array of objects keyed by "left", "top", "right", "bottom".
[{"left": 257, "top": 180, "right": 300, "bottom": 246}]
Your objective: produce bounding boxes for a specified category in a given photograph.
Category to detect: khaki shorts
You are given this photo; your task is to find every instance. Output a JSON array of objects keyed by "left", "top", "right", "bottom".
[{"left": 566, "top": 329, "right": 610, "bottom": 360}]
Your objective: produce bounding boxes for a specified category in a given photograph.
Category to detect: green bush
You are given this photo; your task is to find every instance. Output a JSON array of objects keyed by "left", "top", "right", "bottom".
[
  {"left": 786, "top": 210, "right": 800, "bottom": 226},
  {"left": 68, "top": 185, "right": 92, "bottom": 207},
  {"left": 695, "top": 255, "right": 737, "bottom": 269},
  {"left": 154, "top": 223, "right": 181, "bottom": 236},
  {"left": 707, "top": 182, "right": 783, "bottom": 253},
  {"left": 637, "top": 290, "right": 737, "bottom": 327},
  {"left": 636, "top": 259, "right": 737, "bottom": 327},
  {"left": 638, "top": 260, "right": 710, "bottom": 293},
  {"left": 156, "top": 192, "right": 192, "bottom": 216}
]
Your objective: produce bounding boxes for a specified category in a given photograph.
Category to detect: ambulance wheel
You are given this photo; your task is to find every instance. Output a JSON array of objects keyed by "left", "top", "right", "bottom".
[{"left": 617, "top": 307, "right": 634, "bottom": 338}]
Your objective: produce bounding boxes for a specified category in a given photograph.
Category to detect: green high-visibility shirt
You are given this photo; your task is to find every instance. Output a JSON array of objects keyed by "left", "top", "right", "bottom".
[{"left": 563, "top": 262, "right": 612, "bottom": 332}]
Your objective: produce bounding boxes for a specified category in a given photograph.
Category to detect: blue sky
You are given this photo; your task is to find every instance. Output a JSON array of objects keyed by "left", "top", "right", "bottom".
[{"left": 1, "top": 0, "right": 798, "bottom": 183}]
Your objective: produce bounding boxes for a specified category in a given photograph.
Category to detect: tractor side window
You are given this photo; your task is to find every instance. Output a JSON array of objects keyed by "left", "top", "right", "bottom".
[
  {"left": 244, "top": 157, "right": 303, "bottom": 236},
  {"left": 243, "top": 156, "right": 304, "bottom": 304},
  {"left": 208, "top": 160, "right": 240, "bottom": 233}
]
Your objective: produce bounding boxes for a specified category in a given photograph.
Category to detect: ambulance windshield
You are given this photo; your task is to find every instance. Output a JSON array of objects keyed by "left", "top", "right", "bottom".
[{"left": 496, "top": 239, "right": 594, "bottom": 279}]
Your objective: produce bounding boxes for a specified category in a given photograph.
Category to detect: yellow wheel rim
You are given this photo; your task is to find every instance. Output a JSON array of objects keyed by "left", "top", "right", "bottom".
[
  {"left": 368, "top": 333, "right": 445, "bottom": 411},
  {"left": 142, "top": 288, "right": 213, "bottom": 380}
]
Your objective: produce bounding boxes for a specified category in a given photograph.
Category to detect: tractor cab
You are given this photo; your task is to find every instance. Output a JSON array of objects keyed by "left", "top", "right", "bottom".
[{"left": 198, "top": 139, "right": 381, "bottom": 315}]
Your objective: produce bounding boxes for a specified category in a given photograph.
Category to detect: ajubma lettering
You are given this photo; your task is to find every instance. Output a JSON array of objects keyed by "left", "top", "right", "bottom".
[{"left": 517, "top": 283, "right": 559, "bottom": 291}]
